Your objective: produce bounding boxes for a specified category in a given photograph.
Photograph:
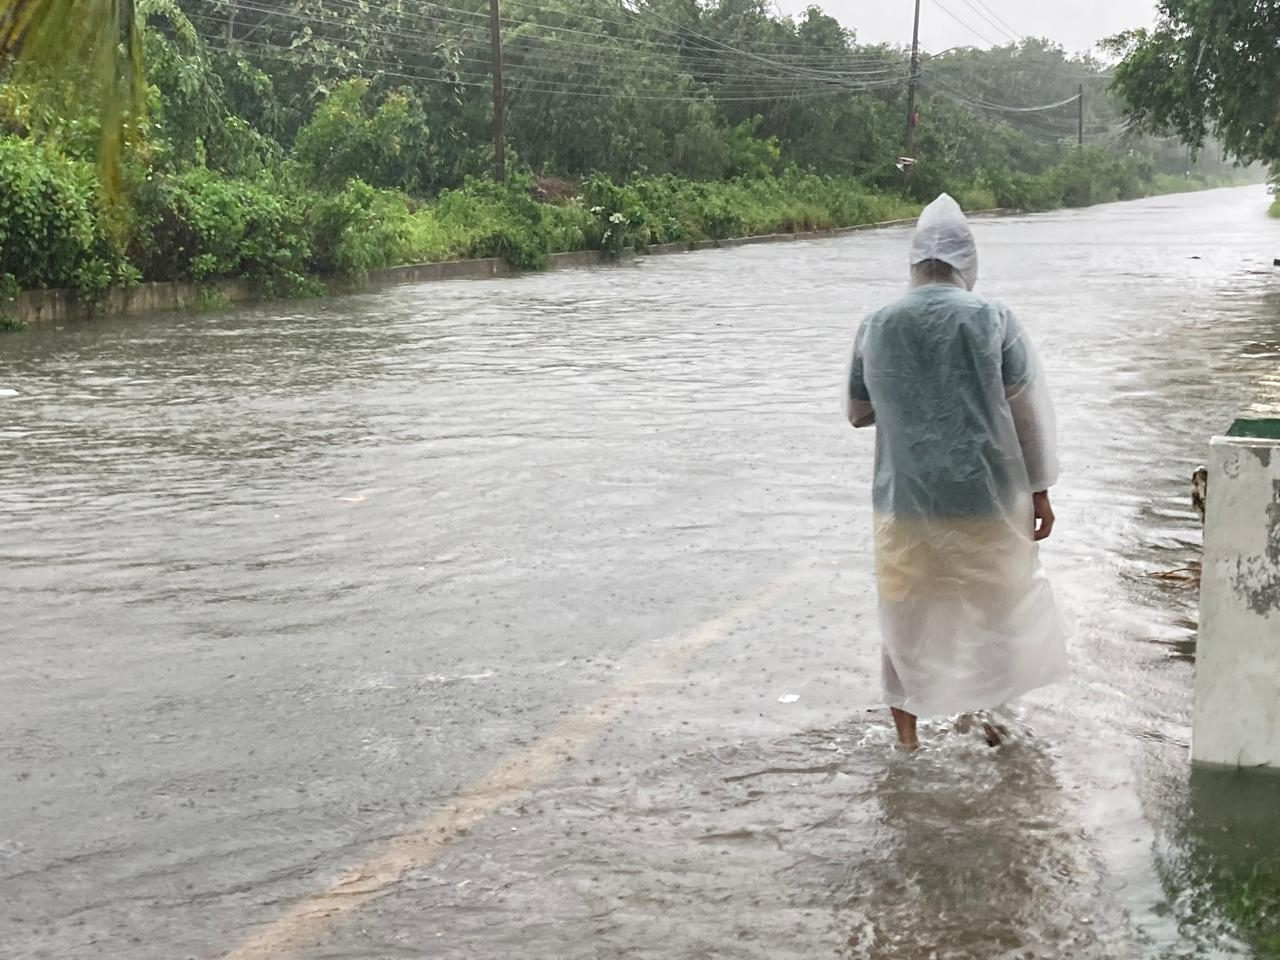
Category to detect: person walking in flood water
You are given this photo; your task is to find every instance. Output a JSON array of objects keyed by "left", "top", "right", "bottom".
[{"left": 846, "top": 194, "right": 1069, "bottom": 752}]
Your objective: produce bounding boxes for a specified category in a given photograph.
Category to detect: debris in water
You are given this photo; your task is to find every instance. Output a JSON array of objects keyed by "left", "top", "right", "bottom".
[
  {"left": 0, "top": 388, "right": 18, "bottom": 398},
  {"left": 1149, "top": 564, "right": 1201, "bottom": 584},
  {"left": 336, "top": 493, "right": 369, "bottom": 504},
  {"left": 777, "top": 693, "right": 800, "bottom": 704}
]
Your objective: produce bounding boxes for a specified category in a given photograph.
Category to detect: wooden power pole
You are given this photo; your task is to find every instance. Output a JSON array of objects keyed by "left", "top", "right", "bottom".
[
  {"left": 1077, "top": 84, "right": 1084, "bottom": 147},
  {"left": 489, "top": 0, "right": 506, "bottom": 182},
  {"left": 904, "top": 0, "right": 922, "bottom": 163}
]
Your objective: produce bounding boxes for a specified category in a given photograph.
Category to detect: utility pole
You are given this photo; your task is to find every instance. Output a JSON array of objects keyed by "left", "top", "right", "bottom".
[
  {"left": 904, "top": 0, "right": 922, "bottom": 164},
  {"left": 489, "top": 0, "right": 506, "bottom": 182},
  {"left": 1077, "top": 84, "right": 1084, "bottom": 147}
]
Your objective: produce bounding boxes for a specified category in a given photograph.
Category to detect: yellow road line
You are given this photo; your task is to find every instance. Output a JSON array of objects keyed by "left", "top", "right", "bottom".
[{"left": 224, "top": 573, "right": 794, "bottom": 959}]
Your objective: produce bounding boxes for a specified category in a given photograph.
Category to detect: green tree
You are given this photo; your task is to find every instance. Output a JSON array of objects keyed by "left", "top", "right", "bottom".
[
  {"left": 1106, "top": 0, "right": 1280, "bottom": 170},
  {"left": 294, "top": 79, "right": 435, "bottom": 193}
]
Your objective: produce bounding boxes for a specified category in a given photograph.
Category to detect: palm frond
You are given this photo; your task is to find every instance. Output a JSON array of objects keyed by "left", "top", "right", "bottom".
[{"left": 0, "top": 0, "right": 144, "bottom": 201}]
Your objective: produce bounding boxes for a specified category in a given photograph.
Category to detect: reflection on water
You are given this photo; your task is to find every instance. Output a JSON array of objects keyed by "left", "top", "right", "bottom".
[
  {"left": 849, "top": 726, "right": 1122, "bottom": 960},
  {"left": 2, "top": 187, "right": 1280, "bottom": 959},
  {"left": 308, "top": 710, "right": 1131, "bottom": 960},
  {"left": 1158, "top": 768, "right": 1280, "bottom": 957}
]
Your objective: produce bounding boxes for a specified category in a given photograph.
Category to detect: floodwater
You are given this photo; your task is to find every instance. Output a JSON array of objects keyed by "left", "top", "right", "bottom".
[{"left": 3, "top": 186, "right": 1279, "bottom": 959}]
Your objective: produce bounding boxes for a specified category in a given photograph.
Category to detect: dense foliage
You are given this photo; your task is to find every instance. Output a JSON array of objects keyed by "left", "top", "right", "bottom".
[
  {"left": 0, "top": 0, "right": 1251, "bottom": 298},
  {"left": 1106, "top": 0, "right": 1280, "bottom": 176}
]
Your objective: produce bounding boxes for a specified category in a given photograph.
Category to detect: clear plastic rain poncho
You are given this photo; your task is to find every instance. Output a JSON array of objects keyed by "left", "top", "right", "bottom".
[{"left": 846, "top": 195, "right": 1069, "bottom": 718}]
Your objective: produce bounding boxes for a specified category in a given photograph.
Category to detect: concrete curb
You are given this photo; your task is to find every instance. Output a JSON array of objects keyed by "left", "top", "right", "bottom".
[{"left": 11, "top": 211, "right": 1007, "bottom": 325}]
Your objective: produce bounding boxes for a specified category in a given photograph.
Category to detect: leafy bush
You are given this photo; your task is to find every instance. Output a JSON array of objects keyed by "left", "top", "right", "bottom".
[
  {"left": 308, "top": 179, "right": 416, "bottom": 276},
  {"left": 581, "top": 175, "right": 651, "bottom": 255},
  {"left": 722, "top": 117, "right": 783, "bottom": 180},
  {"left": 0, "top": 125, "right": 1250, "bottom": 305},
  {"left": 433, "top": 176, "right": 559, "bottom": 269},
  {"left": 540, "top": 199, "right": 592, "bottom": 254},
  {"left": 294, "top": 80, "right": 435, "bottom": 194},
  {"left": 0, "top": 136, "right": 131, "bottom": 296},
  {"left": 581, "top": 171, "right": 918, "bottom": 252},
  {"left": 1052, "top": 148, "right": 1146, "bottom": 207},
  {"left": 980, "top": 167, "right": 1062, "bottom": 212},
  {"left": 128, "top": 167, "right": 311, "bottom": 291},
  {"left": 304, "top": 176, "right": 592, "bottom": 274},
  {"left": 954, "top": 185, "right": 998, "bottom": 212}
]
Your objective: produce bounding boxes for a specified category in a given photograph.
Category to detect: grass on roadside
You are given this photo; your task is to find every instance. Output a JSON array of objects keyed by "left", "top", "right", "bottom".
[{"left": 1223, "top": 862, "right": 1280, "bottom": 956}]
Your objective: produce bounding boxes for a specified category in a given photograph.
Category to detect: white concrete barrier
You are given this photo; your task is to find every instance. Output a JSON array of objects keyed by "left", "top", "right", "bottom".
[{"left": 1192, "top": 421, "right": 1280, "bottom": 768}]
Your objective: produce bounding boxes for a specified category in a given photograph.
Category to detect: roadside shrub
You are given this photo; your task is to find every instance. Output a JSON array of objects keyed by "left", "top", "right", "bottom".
[
  {"left": 128, "top": 167, "right": 311, "bottom": 291},
  {"left": 722, "top": 117, "right": 783, "bottom": 180},
  {"left": 1055, "top": 148, "right": 1127, "bottom": 207},
  {"left": 0, "top": 136, "right": 130, "bottom": 295},
  {"left": 540, "top": 199, "right": 592, "bottom": 254},
  {"left": 308, "top": 179, "right": 405, "bottom": 276},
  {"left": 0, "top": 124, "right": 1251, "bottom": 304},
  {"left": 308, "top": 180, "right": 476, "bottom": 275},
  {"left": 294, "top": 80, "right": 436, "bottom": 194},
  {"left": 981, "top": 167, "right": 1062, "bottom": 212},
  {"left": 435, "top": 176, "right": 552, "bottom": 269},
  {"left": 954, "top": 185, "right": 998, "bottom": 212},
  {"left": 580, "top": 175, "right": 651, "bottom": 255}
]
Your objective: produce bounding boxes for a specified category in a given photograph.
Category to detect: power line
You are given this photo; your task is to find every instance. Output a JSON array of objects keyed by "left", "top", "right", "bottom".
[
  {"left": 616, "top": 0, "right": 875, "bottom": 85},
  {"left": 195, "top": 13, "right": 906, "bottom": 96},
  {"left": 394, "top": 0, "right": 909, "bottom": 69},
  {"left": 515, "top": 0, "right": 903, "bottom": 60},
  {"left": 922, "top": 74, "right": 1079, "bottom": 116},
  {"left": 203, "top": 34, "right": 895, "bottom": 102},
  {"left": 182, "top": 0, "right": 1125, "bottom": 147},
  {"left": 203, "top": 0, "right": 908, "bottom": 85},
  {"left": 919, "top": 74, "right": 1121, "bottom": 146},
  {"left": 955, "top": 0, "right": 1019, "bottom": 43},
  {"left": 925, "top": 0, "right": 1003, "bottom": 47},
  {"left": 967, "top": 0, "right": 1022, "bottom": 42},
  {"left": 937, "top": 86, "right": 1082, "bottom": 113}
]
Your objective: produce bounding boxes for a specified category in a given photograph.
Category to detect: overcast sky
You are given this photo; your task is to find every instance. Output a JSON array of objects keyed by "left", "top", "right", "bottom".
[{"left": 771, "top": 0, "right": 1160, "bottom": 57}]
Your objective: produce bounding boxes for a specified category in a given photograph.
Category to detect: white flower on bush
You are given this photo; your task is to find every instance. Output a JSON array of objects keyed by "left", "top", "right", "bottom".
[{"left": 608, "top": 212, "right": 626, "bottom": 224}]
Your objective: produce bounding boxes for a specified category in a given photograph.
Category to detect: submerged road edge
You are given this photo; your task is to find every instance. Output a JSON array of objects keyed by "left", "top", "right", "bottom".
[{"left": 15, "top": 213, "right": 1005, "bottom": 327}]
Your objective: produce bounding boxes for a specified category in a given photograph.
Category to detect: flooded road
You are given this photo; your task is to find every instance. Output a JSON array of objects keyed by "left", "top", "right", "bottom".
[{"left": 3, "top": 186, "right": 1279, "bottom": 959}]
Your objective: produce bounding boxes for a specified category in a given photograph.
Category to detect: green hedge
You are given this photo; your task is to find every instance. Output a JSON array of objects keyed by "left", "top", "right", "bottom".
[
  {"left": 128, "top": 167, "right": 312, "bottom": 293},
  {"left": 579, "top": 172, "right": 919, "bottom": 255},
  {"left": 0, "top": 137, "right": 135, "bottom": 297},
  {"left": 0, "top": 132, "right": 1256, "bottom": 301}
]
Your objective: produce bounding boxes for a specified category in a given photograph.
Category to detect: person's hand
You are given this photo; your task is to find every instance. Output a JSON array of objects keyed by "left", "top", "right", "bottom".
[{"left": 1033, "top": 490, "right": 1055, "bottom": 542}]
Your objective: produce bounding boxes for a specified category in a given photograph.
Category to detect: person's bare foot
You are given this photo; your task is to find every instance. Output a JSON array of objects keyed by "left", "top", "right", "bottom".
[
  {"left": 891, "top": 707, "right": 919, "bottom": 752},
  {"left": 981, "top": 721, "right": 1008, "bottom": 747}
]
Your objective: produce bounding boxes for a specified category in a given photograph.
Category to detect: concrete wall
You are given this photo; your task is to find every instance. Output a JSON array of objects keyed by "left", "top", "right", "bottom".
[
  {"left": 9, "top": 213, "right": 940, "bottom": 326},
  {"left": 1193, "top": 436, "right": 1280, "bottom": 768},
  {"left": 15, "top": 279, "right": 260, "bottom": 324}
]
